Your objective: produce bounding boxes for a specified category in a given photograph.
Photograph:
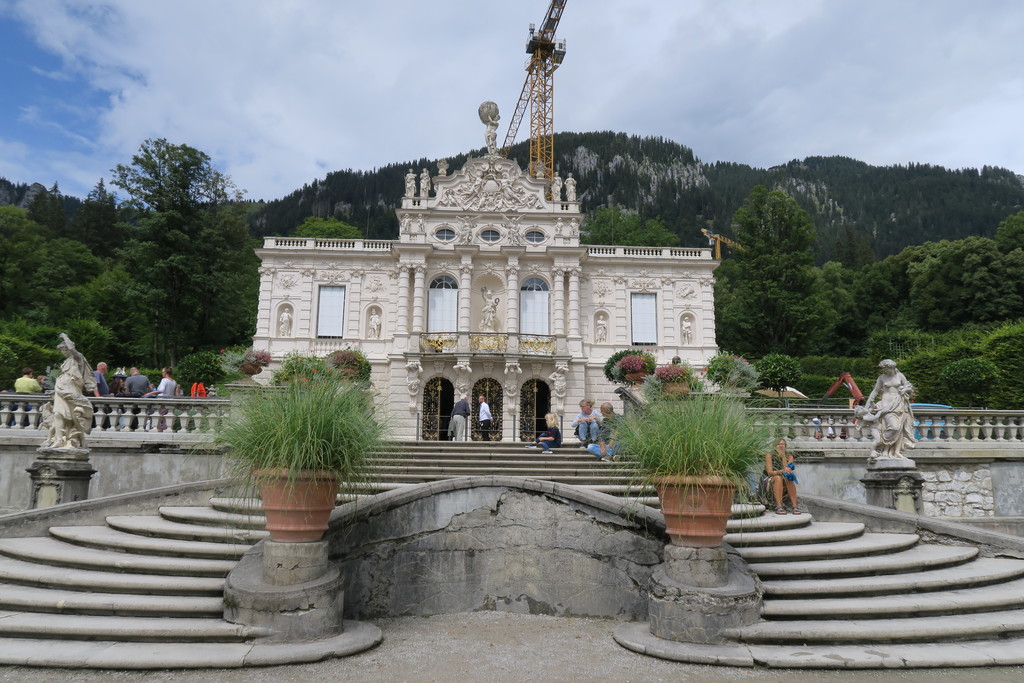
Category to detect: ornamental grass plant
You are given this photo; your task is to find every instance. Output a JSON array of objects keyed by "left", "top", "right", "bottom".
[
  {"left": 614, "top": 393, "right": 774, "bottom": 483},
  {"left": 216, "top": 376, "right": 389, "bottom": 489}
]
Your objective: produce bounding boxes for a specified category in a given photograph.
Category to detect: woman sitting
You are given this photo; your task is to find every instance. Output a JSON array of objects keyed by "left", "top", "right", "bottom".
[
  {"left": 525, "top": 413, "right": 562, "bottom": 453},
  {"left": 764, "top": 437, "right": 800, "bottom": 515}
]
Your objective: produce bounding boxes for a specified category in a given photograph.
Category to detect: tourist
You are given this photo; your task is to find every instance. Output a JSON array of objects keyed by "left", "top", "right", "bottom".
[
  {"left": 571, "top": 399, "right": 602, "bottom": 447},
  {"left": 586, "top": 402, "right": 618, "bottom": 461},
  {"left": 125, "top": 367, "right": 151, "bottom": 396},
  {"left": 477, "top": 395, "right": 492, "bottom": 440},
  {"left": 93, "top": 362, "right": 109, "bottom": 397},
  {"left": 144, "top": 367, "right": 180, "bottom": 432},
  {"left": 525, "top": 413, "right": 562, "bottom": 452},
  {"left": 449, "top": 394, "right": 470, "bottom": 441},
  {"left": 763, "top": 437, "right": 799, "bottom": 515},
  {"left": 14, "top": 368, "right": 41, "bottom": 393}
]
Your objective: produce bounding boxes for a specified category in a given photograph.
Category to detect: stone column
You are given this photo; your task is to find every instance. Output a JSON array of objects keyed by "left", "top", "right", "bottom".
[
  {"left": 552, "top": 268, "right": 566, "bottom": 336},
  {"left": 459, "top": 263, "right": 473, "bottom": 333},
  {"left": 411, "top": 265, "right": 427, "bottom": 333},
  {"left": 505, "top": 263, "right": 520, "bottom": 335},
  {"left": 395, "top": 265, "right": 411, "bottom": 335},
  {"left": 567, "top": 267, "right": 581, "bottom": 337}
]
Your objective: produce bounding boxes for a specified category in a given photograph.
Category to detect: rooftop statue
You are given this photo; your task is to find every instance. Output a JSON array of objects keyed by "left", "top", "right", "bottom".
[
  {"left": 41, "top": 333, "right": 96, "bottom": 450},
  {"left": 479, "top": 101, "right": 500, "bottom": 156}
]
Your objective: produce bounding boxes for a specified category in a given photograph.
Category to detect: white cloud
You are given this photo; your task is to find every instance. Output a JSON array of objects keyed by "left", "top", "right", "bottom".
[{"left": 2, "top": 0, "right": 1023, "bottom": 201}]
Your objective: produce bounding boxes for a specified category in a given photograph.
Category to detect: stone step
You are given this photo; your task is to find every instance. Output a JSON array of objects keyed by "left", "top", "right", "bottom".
[
  {"left": 210, "top": 497, "right": 263, "bottom": 514},
  {"left": 726, "top": 521, "right": 864, "bottom": 547},
  {"left": 762, "top": 575, "right": 1024, "bottom": 619},
  {"left": 48, "top": 526, "right": 251, "bottom": 560},
  {"left": 0, "top": 537, "right": 235, "bottom": 577},
  {"left": 761, "top": 556, "right": 1024, "bottom": 598},
  {"left": 158, "top": 506, "right": 266, "bottom": 529},
  {"left": 613, "top": 621, "right": 1024, "bottom": 668},
  {"left": 730, "top": 504, "right": 766, "bottom": 520},
  {"left": 105, "top": 516, "right": 269, "bottom": 544},
  {"left": 0, "top": 555, "right": 223, "bottom": 596},
  {"left": 370, "top": 473, "right": 635, "bottom": 486},
  {"left": 736, "top": 533, "right": 920, "bottom": 563},
  {"left": 0, "top": 584, "right": 223, "bottom": 618},
  {"left": 367, "top": 462, "right": 624, "bottom": 475},
  {"left": 747, "top": 544, "right": 979, "bottom": 578},
  {"left": 0, "top": 622, "right": 382, "bottom": 669},
  {"left": 725, "top": 512, "right": 811, "bottom": 533},
  {"left": 0, "top": 612, "right": 266, "bottom": 642},
  {"left": 726, "top": 608, "right": 1024, "bottom": 644}
]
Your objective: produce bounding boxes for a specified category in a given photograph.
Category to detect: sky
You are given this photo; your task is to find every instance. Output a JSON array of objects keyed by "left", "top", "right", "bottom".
[{"left": 1, "top": 0, "right": 1022, "bottom": 202}]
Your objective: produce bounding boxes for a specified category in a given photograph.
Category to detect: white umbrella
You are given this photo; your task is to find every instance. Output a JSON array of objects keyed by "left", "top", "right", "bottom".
[{"left": 755, "top": 387, "right": 809, "bottom": 399}]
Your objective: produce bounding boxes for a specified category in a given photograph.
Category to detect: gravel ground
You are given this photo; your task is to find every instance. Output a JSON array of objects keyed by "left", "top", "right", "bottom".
[{"left": 1, "top": 612, "right": 1023, "bottom": 682}]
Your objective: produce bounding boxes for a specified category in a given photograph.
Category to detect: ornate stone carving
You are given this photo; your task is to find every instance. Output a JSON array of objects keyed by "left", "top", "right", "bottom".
[
  {"left": 550, "top": 175, "right": 563, "bottom": 202},
  {"left": 278, "top": 308, "right": 293, "bottom": 337},
  {"left": 453, "top": 359, "right": 472, "bottom": 397},
  {"left": 680, "top": 315, "right": 693, "bottom": 345},
  {"left": 456, "top": 216, "right": 475, "bottom": 245},
  {"left": 857, "top": 359, "right": 917, "bottom": 461},
  {"left": 594, "top": 280, "right": 612, "bottom": 299},
  {"left": 437, "top": 159, "right": 449, "bottom": 176},
  {"left": 419, "top": 168, "right": 431, "bottom": 198},
  {"left": 368, "top": 310, "right": 382, "bottom": 339},
  {"left": 480, "top": 287, "right": 501, "bottom": 332},
  {"left": 277, "top": 274, "right": 297, "bottom": 290},
  {"left": 565, "top": 174, "right": 577, "bottom": 202},
  {"left": 405, "top": 169, "right": 416, "bottom": 197},
  {"left": 405, "top": 360, "right": 423, "bottom": 409},
  {"left": 504, "top": 216, "right": 524, "bottom": 246},
  {"left": 676, "top": 283, "right": 697, "bottom": 299},
  {"left": 595, "top": 314, "right": 608, "bottom": 343},
  {"left": 437, "top": 157, "right": 544, "bottom": 212}
]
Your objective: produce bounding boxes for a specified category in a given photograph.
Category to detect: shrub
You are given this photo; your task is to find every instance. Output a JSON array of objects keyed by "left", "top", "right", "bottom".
[
  {"left": 62, "top": 319, "right": 114, "bottom": 366},
  {"left": 654, "top": 363, "right": 695, "bottom": 384},
  {"left": 981, "top": 320, "right": 1024, "bottom": 409},
  {"left": 939, "top": 358, "right": 1000, "bottom": 408},
  {"left": 273, "top": 352, "right": 334, "bottom": 385},
  {"left": 755, "top": 354, "right": 801, "bottom": 393},
  {"left": 327, "top": 348, "right": 372, "bottom": 382},
  {"left": 706, "top": 353, "right": 759, "bottom": 392},
  {"left": 603, "top": 349, "right": 657, "bottom": 383},
  {"left": 175, "top": 351, "right": 226, "bottom": 389},
  {"left": 0, "top": 334, "right": 61, "bottom": 388}
]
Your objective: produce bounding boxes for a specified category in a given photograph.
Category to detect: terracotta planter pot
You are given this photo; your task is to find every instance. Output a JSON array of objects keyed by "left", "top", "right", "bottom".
[
  {"left": 662, "top": 383, "right": 691, "bottom": 397},
  {"left": 257, "top": 469, "right": 339, "bottom": 542},
  {"left": 624, "top": 371, "right": 649, "bottom": 383},
  {"left": 654, "top": 475, "right": 736, "bottom": 547},
  {"left": 239, "top": 362, "right": 263, "bottom": 377}
]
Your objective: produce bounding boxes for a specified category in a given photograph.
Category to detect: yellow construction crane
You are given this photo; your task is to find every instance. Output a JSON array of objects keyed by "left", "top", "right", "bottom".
[
  {"left": 500, "top": 0, "right": 567, "bottom": 183},
  {"left": 701, "top": 228, "right": 744, "bottom": 260}
]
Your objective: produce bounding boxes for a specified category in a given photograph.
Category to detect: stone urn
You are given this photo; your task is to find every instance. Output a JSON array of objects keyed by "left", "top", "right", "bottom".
[{"left": 239, "top": 362, "right": 263, "bottom": 377}]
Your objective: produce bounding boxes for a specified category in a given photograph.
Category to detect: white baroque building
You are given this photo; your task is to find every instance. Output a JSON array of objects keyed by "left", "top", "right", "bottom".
[{"left": 254, "top": 109, "right": 719, "bottom": 441}]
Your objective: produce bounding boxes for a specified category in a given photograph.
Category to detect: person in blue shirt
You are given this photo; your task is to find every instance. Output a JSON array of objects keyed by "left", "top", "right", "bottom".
[{"left": 526, "top": 413, "right": 562, "bottom": 452}]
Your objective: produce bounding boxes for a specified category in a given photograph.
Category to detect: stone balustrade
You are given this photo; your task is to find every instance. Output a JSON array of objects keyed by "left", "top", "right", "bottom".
[
  {"left": 1, "top": 395, "right": 230, "bottom": 435},
  {"left": 585, "top": 245, "right": 709, "bottom": 259}
]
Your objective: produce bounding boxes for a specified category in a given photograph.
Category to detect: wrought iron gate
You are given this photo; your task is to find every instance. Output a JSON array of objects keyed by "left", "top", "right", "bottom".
[
  {"left": 470, "top": 378, "right": 502, "bottom": 441},
  {"left": 421, "top": 377, "right": 454, "bottom": 440},
  {"left": 519, "top": 379, "right": 551, "bottom": 442}
]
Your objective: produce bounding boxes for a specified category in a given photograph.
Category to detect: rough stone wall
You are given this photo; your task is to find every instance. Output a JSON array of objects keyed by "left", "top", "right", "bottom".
[
  {"left": 920, "top": 464, "right": 994, "bottom": 517},
  {"left": 329, "top": 481, "right": 666, "bottom": 621}
]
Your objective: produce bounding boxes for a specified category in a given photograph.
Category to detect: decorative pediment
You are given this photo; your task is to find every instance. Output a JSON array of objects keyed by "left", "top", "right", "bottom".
[{"left": 435, "top": 156, "right": 545, "bottom": 213}]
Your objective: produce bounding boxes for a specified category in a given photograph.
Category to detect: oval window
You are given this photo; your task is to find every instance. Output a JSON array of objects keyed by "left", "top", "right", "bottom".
[
  {"left": 435, "top": 228, "right": 455, "bottom": 243},
  {"left": 480, "top": 229, "right": 501, "bottom": 243},
  {"left": 525, "top": 230, "right": 546, "bottom": 244}
]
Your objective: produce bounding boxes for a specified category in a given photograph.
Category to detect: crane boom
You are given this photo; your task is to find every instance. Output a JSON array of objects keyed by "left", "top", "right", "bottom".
[
  {"left": 500, "top": 0, "right": 567, "bottom": 183},
  {"left": 700, "top": 228, "right": 745, "bottom": 260}
]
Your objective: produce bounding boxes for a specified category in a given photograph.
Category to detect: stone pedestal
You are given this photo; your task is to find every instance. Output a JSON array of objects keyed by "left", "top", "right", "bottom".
[
  {"left": 646, "top": 545, "right": 762, "bottom": 644},
  {"left": 26, "top": 446, "right": 96, "bottom": 508},
  {"left": 224, "top": 540, "right": 345, "bottom": 643},
  {"left": 861, "top": 457, "right": 924, "bottom": 514}
]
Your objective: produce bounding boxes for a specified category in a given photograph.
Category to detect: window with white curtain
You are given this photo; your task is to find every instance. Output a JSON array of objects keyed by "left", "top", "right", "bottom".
[
  {"left": 519, "top": 278, "right": 550, "bottom": 334},
  {"left": 428, "top": 275, "right": 459, "bottom": 333},
  {"left": 630, "top": 293, "right": 657, "bottom": 345},
  {"left": 316, "top": 286, "right": 346, "bottom": 338}
]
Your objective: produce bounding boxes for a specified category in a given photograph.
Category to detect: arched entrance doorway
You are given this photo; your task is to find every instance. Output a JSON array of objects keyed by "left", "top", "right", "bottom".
[
  {"left": 519, "top": 379, "right": 551, "bottom": 442},
  {"left": 470, "top": 378, "right": 502, "bottom": 441},
  {"left": 422, "top": 377, "right": 455, "bottom": 441}
]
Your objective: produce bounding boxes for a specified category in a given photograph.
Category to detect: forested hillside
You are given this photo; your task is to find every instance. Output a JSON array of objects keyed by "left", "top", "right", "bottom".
[{"left": 246, "top": 132, "right": 1024, "bottom": 265}]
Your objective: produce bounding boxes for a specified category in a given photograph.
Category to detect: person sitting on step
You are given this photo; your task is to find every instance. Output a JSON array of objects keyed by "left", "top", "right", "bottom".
[
  {"left": 571, "top": 399, "right": 601, "bottom": 447},
  {"left": 764, "top": 437, "right": 800, "bottom": 514},
  {"left": 525, "top": 413, "right": 562, "bottom": 452}
]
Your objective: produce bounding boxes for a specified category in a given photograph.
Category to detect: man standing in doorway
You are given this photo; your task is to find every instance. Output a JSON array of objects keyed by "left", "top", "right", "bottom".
[
  {"left": 450, "top": 394, "right": 470, "bottom": 441},
  {"left": 478, "top": 394, "right": 492, "bottom": 441}
]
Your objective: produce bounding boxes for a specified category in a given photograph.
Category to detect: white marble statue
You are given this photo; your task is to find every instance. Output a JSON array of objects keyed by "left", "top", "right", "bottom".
[
  {"left": 479, "top": 101, "right": 500, "bottom": 156},
  {"left": 405, "top": 169, "right": 416, "bottom": 197},
  {"left": 550, "top": 175, "right": 563, "bottom": 202},
  {"left": 480, "top": 286, "right": 500, "bottom": 332},
  {"left": 41, "top": 334, "right": 96, "bottom": 450},
  {"left": 278, "top": 309, "right": 292, "bottom": 337},
  {"left": 856, "top": 359, "right": 916, "bottom": 461},
  {"left": 681, "top": 317, "right": 693, "bottom": 345},
  {"left": 368, "top": 311, "right": 381, "bottom": 339},
  {"left": 419, "top": 168, "right": 431, "bottom": 198},
  {"left": 595, "top": 315, "right": 607, "bottom": 343},
  {"left": 564, "top": 173, "right": 577, "bottom": 202}
]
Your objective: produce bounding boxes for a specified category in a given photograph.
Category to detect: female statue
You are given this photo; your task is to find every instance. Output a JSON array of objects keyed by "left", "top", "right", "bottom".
[
  {"left": 41, "top": 334, "right": 96, "bottom": 449},
  {"left": 857, "top": 359, "right": 916, "bottom": 460}
]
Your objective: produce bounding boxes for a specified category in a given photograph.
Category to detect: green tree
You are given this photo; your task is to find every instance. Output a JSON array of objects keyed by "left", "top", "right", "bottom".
[
  {"left": 995, "top": 210, "right": 1024, "bottom": 255},
  {"left": 27, "top": 183, "right": 66, "bottom": 237},
  {"left": 294, "top": 216, "right": 362, "bottom": 239},
  {"left": 755, "top": 353, "right": 802, "bottom": 393},
  {"left": 938, "top": 357, "right": 1000, "bottom": 408},
  {"left": 112, "top": 138, "right": 258, "bottom": 364},
  {"left": 70, "top": 179, "right": 125, "bottom": 257},
  {"left": 715, "top": 186, "right": 830, "bottom": 356},
  {"left": 580, "top": 207, "right": 679, "bottom": 247}
]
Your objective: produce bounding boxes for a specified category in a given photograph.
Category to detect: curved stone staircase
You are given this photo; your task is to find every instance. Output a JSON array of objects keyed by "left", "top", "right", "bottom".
[
  {"left": 617, "top": 504, "right": 1024, "bottom": 668},
  {"left": 2, "top": 440, "right": 1024, "bottom": 669}
]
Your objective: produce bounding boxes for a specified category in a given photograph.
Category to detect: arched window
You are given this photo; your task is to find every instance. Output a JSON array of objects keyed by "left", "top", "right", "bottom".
[
  {"left": 519, "top": 278, "right": 550, "bottom": 335},
  {"left": 428, "top": 275, "right": 459, "bottom": 333}
]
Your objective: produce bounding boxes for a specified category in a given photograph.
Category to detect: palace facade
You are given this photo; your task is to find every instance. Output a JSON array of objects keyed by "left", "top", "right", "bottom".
[{"left": 253, "top": 124, "right": 719, "bottom": 440}]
